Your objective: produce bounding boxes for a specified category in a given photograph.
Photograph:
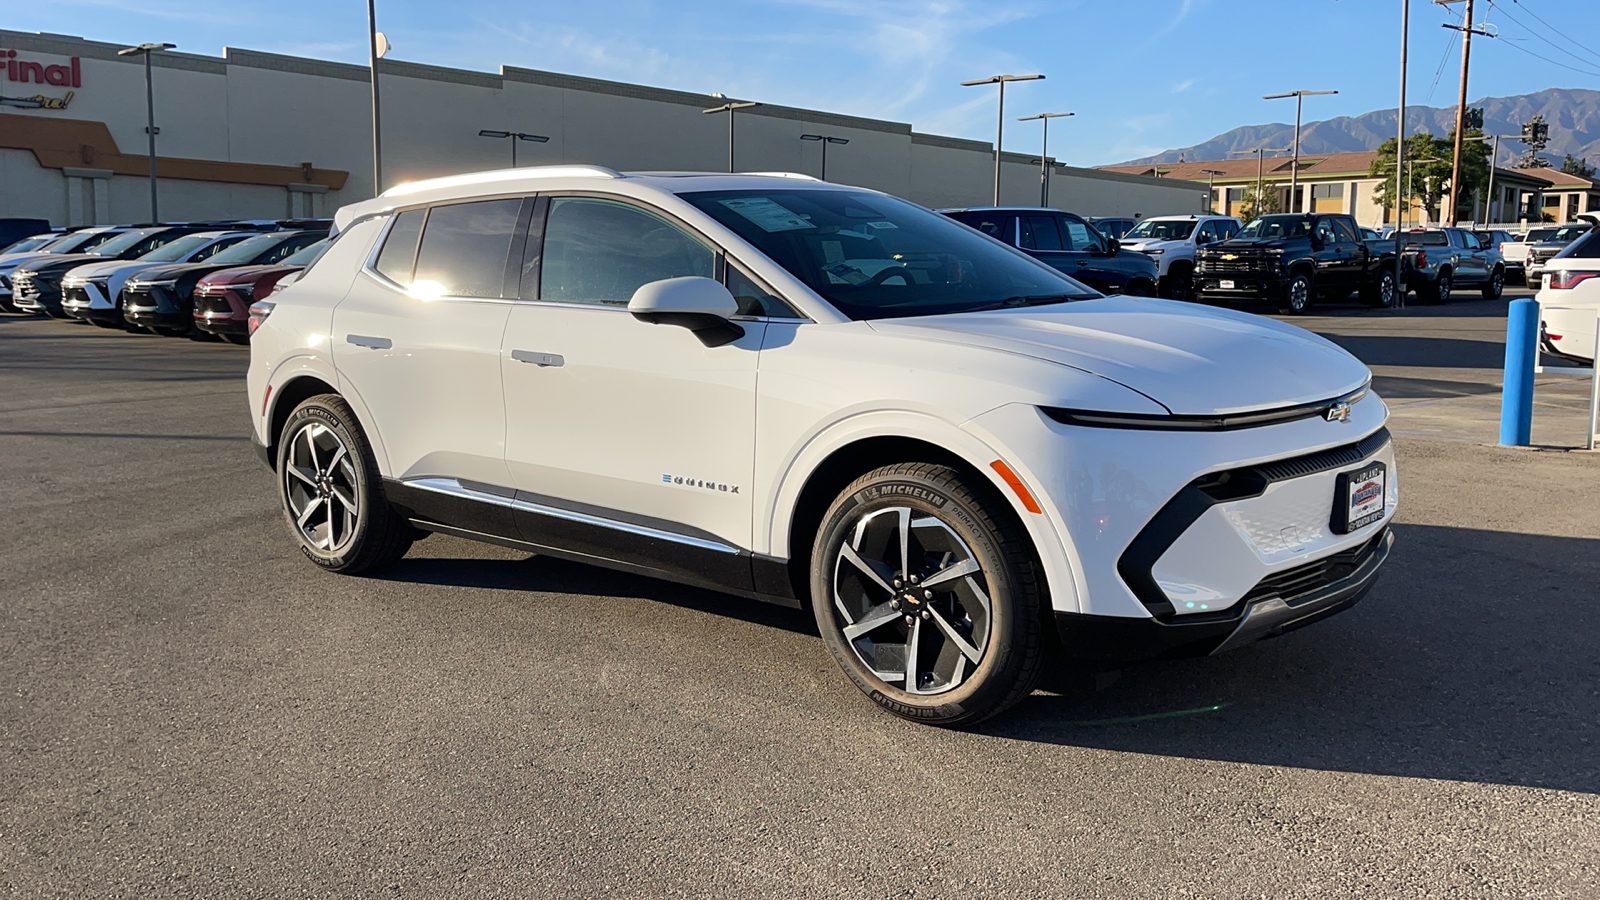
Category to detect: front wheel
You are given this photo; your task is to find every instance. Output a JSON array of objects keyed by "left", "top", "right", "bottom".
[
  {"left": 1430, "top": 270, "right": 1453, "bottom": 304},
  {"left": 810, "top": 463, "right": 1046, "bottom": 727},
  {"left": 1159, "top": 265, "right": 1193, "bottom": 302},
  {"left": 1482, "top": 267, "right": 1504, "bottom": 301},
  {"left": 1280, "top": 272, "right": 1314, "bottom": 315},
  {"left": 276, "top": 394, "right": 413, "bottom": 574}
]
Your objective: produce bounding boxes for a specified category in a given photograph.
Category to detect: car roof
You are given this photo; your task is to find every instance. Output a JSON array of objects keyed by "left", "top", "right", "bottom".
[{"left": 334, "top": 166, "right": 862, "bottom": 231}]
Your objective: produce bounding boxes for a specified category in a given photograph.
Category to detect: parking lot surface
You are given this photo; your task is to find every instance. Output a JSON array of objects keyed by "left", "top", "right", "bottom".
[{"left": 2, "top": 308, "right": 1598, "bottom": 898}]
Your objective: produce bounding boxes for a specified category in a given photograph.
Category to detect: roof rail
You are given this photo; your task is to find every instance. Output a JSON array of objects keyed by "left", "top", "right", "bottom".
[
  {"left": 382, "top": 165, "right": 624, "bottom": 198},
  {"left": 740, "top": 171, "right": 823, "bottom": 181}
]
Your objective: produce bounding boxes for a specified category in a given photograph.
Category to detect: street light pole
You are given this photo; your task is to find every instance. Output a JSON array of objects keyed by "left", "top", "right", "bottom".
[
  {"left": 1264, "top": 89, "right": 1338, "bottom": 213},
  {"left": 703, "top": 99, "right": 760, "bottom": 173},
  {"left": 117, "top": 42, "right": 176, "bottom": 223},
  {"left": 1199, "top": 169, "right": 1224, "bottom": 212},
  {"left": 961, "top": 74, "right": 1045, "bottom": 205},
  {"left": 1229, "top": 147, "right": 1290, "bottom": 216},
  {"left": 478, "top": 130, "right": 551, "bottom": 168},
  {"left": 1018, "top": 112, "right": 1073, "bottom": 206},
  {"left": 365, "top": 0, "right": 390, "bottom": 195},
  {"left": 800, "top": 134, "right": 849, "bottom": 181},
  {"left": 1396, "top": 0, "right": 1409, "bottom": 308}
]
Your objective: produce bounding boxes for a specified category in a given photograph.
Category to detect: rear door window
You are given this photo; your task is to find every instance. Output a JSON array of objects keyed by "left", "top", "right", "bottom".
[
  {"left": 412, "top": 199, "right": 524, "bottom": 298},
  {"left": 1020, "top": 216, "right": 1064, "bottom": 251}
]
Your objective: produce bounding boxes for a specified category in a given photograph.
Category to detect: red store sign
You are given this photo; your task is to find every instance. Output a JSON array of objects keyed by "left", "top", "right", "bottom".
[{"left": 1, "top": 49, "right": 82, "bottom": 110}]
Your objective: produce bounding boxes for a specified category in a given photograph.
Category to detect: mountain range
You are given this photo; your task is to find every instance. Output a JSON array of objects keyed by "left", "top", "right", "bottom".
[{"left": 1120, "top": 88, "right": 1600, "bottom": 168}]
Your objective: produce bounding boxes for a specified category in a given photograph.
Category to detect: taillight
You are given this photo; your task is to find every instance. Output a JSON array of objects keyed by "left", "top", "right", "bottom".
[
  {"left": 1416, "top": 250, "right": 1427, "bottom": 269},
  {"left": 247, "top": 299, "right": 276, "bottom": 335},
  {"left": 1547, "top": 269, "right": 1600, "bottom": 290}
]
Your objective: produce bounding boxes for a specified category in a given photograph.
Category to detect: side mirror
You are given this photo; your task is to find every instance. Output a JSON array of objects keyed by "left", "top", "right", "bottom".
[
  {"left": 628, "top": 276, "right": 745, "bottom": 348},
  {"left": 1105, "top": 237, "right": 1120, "bottom": 255}
]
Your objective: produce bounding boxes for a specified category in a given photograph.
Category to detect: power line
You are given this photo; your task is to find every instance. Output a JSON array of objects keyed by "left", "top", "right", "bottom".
[
  {"left": 1488, "top": 0, "right": 1600, "bottom": 71},
  {"left": 1489, "top": 28, "right": 1600, "bottom": 79},
  {"left": 1507, "top": 0, "right": 1600, "bottom": 67}
]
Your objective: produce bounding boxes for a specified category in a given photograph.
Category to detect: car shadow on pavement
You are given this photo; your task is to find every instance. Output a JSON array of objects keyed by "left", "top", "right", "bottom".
[
  {"left": 1316, "top": 335, "right": 1507, "bottom": 370},
  {"left": 991, "top": 522, "right": 1600, "bottom": 795},
  {"left": 376, "top": 552, "right": 819, "bottom": 637}
]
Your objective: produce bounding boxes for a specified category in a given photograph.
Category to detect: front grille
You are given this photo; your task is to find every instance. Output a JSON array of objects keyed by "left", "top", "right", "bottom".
[
  {"left": 1251, "top": 427, "right": 1391, "bottom": 483},
  {"left": 63, "top": 286, "right": 92, "bottom": 307},
  {"left": 123, "top": 288, "right": 156, "bottom": 313},
  {"left": 1197, "top": 255, "right": 1278, "bottom": 274},
  {"left": 1239, "top": 527, "right": 1388, "bottom": 606},
  {"left": 12, "top": 272, "right": 34, "bottom": 295}
]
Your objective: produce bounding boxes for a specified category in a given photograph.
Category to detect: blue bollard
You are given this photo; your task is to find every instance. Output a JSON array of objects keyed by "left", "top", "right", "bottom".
[{"left": 1499, "top": 297, "right": 1539, "bottom": 446}]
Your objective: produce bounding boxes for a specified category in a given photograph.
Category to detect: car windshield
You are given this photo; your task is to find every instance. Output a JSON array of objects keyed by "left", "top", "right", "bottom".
[
  {"left": 1526, "top": 229, "right": 1556, "bottom": 241},
  {"left": 683, "top": 189, "right": 1101, "bottom": 320},
  {"left": 1237, "top": 216, "right": 1311, "bottom": 240},
  {"left": 1124, "top": 219, "right": 1195, "bottom": 240},
  {"left": 1550, "top": 225, "right": 1590, "bottom": 242},
  {"left": 135, "top": 234, "right": 217, "bottom": 263},
  {"left": 1, "top": 235, "right": 55, "bottom": 255},
  {"left": 205, "top": 233, "right": 288, "bottom": 265},
  {"left": 87, "top": 229, "right": 166, "bottom": 257},
  {"left": 281, "top": 239, "right": 329, "bottom": 267}
]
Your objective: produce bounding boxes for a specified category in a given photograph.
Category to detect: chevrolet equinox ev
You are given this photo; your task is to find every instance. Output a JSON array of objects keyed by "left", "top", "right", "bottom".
[{"left": 247, "top": 167, "right": 1397, "bottom": 726}]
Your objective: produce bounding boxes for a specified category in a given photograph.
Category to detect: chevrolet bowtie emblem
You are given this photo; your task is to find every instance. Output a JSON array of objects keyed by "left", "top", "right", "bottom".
[
  {"left": 1221, "top": 253, "right": 1237, "bottom": 260},
  {"left": 1325, "top": 402, "right": 1353, "bottom": 422}
]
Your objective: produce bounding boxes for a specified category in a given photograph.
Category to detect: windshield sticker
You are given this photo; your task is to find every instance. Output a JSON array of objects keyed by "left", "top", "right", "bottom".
[
  {"left": 824, "top": 262, "right": 872, "bottom": 285},
  {"left": 718, "top": 197, "right": 812, "bottom": 232},
  {"left": 868, "top": 221, "right": 898, "bottom": 230}
]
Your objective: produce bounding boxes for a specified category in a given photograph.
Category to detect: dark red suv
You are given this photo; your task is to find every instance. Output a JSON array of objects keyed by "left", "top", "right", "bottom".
[{"left": 192, "top": 239, "right": 329, "bottom": 343}]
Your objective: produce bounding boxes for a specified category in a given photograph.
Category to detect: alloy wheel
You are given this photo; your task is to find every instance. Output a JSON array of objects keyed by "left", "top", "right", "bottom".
[
  {"left": 1289, "top": 277, "right": 1310, "bottom": 312},
  {"left": 830, "top": 506, "right": 992, "bottom": 694},
  {"left": 282, "top": 421, "right": 359, "bottom": 553}
]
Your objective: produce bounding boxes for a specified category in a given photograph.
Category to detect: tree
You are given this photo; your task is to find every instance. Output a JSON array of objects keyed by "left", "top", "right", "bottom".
[
  {"left": 1368, "top": 129, "right": 1491, "bottom": 223},
  {"left": 1239, "top": 181, "right": 1282, "bottom": 220},
  {"left": 1560, "top": 154, "right": 1596, "bottom": 179}
]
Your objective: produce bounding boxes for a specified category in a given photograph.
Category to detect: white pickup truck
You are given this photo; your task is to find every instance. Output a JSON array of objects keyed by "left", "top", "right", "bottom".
[
  {"left": 1116, "top": 214, "right": 1242, "bottom": 302},
  {"left": 1499, "top": 227, "right": 1557, "bottom": 283}
]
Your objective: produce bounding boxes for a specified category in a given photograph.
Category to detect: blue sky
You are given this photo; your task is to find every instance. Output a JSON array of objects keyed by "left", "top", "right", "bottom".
[{"left": 10, "top": 0, "right": 1599, "bottom": 165}]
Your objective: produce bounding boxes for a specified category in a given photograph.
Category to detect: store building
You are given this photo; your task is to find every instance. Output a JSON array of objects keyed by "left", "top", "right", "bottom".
[{"left": 0, "top": 30, "right": 1204, "bottom": 228}]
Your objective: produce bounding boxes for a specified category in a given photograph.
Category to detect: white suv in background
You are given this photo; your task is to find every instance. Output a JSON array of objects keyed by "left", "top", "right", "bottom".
[
  {"left": 248, "top": 167, "right": 1397, "bottom": 726},
  {"left": 1538, "top": 229, "right": 1600, "bottom": 365},
  {"left": 1118, "top": 214, "right": 1242, "bottom": 301}
]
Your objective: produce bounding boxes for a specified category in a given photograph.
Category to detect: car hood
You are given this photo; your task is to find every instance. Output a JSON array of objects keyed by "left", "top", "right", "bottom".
[
  {"left": 1206, "top": 237, "right": 1293, "bottom": 252},
  {"left": 63, "top": 260, "right": 153, "bottom": 281},
  {"left": 1121, "top": 238, "right": 1185, "bottom": 252},
  {"left": 17, "top": 253, "right": 105, "bottom": 276},
  {"left": 867, "top": 296, "right": 1369, "bottom": 415},
  {"left": 127, "top": 262, "right": 225, "bottom": 283},
  {"left": 197, "top": 263, "right": 297, "bottom": 286}
]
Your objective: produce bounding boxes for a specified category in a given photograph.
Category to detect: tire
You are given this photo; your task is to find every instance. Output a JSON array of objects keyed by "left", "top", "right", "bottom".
[
  {"left": 1430, "top": 269, "right": 1453, "bottom": 304},
  {"left": 810, "top": 463, "right": 1046, "bottom": 727},
  {"left": 1366, "top": 268, "right": 1399, "bottom": 308},
  {"left": 1482, "top": 267, "right": 1504, "bottom": 301},
  {"left": 276, "top": 394, "right": 413, "bottom": 574},
  {"left": 1279, "top": 271, "right": 1314, "bottom": 315},
  {"left": 1125, "top": 279, "right": 1156, "bottom": 298},
  {"left": 1159, "top": 264, "right": 1193, "bottom": 302}
]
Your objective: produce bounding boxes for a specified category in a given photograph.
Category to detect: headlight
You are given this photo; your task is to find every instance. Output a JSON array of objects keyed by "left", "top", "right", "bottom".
[
  {"left": 247, "top": 299, "right": 275, "bottom": 336},
  {"left": 131, "top": 279, "right": 178, "bottom": 289},
  {"left": 1145, "top": 248, "right": 1165, "bottom": 255}
]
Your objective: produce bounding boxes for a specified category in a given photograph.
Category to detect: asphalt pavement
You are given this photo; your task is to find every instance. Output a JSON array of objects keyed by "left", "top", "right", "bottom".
[{"left": 2, "top": 307, "right": 1598, "bottom": 898}]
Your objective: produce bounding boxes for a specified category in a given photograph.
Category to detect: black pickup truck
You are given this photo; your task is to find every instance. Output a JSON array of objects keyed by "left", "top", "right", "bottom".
[{"left": 1194, "top": 213, "right": 1399, "bottom": 314}]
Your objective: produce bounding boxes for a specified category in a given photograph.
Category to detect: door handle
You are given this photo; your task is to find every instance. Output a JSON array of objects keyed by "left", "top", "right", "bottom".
[
  {"left": 511, "top": 350, "right": 564, "bottom": 367},
  {"left": 346, "top": 334, "right": 392, "bottom": 349}
]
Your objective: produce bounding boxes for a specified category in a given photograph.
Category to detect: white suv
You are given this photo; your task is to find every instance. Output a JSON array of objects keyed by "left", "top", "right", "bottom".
[
  {"left": 248, "top": 167, "right": 1397, "bottom": 726},
  {"left": 1118, "top": 214, "right": 1242, "bottom": 301}
]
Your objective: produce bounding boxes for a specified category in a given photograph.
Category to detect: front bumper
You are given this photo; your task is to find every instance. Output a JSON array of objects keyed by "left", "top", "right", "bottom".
[
  {"left": 1058, "top": 527, "right": 1392, "bottom": 662},
  {"left": 59, "top": 283, "right": 109, "bottom": 320},
  {"left": 1194, "top": 270, "right": 1286, "bottom": 301},
  {"left": 124, "top": 285, "right": 190, "bottom": 332},
  {"left": 12, "top": 281, "right": 62, "bottom": 315},
  {"left": 193, "top": 288, "right": 251, "bottom": 336}
]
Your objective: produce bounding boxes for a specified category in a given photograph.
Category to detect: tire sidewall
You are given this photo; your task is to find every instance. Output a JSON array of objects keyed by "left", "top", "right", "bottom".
[
  {"left": 1435, "top": 270, "right": 1452, "bottom": 303},
  {"left": 1485, "top": 268, "right": 1503, "bottom": 300},
  {"left": 276, "top": 398, "right": 381, "bottom": 571},
  {"left": 1285, "top": 272, "right": 1312, "bottom": 314},
  {"left": 809, "top": 469, "right": 1032, "bottom": 724}
]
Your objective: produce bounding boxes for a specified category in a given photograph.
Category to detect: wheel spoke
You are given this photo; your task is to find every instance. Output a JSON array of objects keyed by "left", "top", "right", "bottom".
[
  {"left": 842, "top": 603, "right": 903, "bottom": 641},
  {"left": 904, "top": 616, "right": 922, "bottom": 694},
  {"left": 287, "top": 464, "right": 318, "bottom": 489},
  {"left": 323, "top": 444, "right": 347, "bottom": 478},
  {"left": 330, "top": 486, "right": 357, "bottom": 514},
  {"left": 839, "top": 542, "right": 895, "bottom": 595},
  {"left": 928, "top": 608, "right": 984, "bottom": 664},
  {"left": 299, "top": 425, "right": 322, "bottom": 472},
  {"left": 295, "top": 495, "right": 323, "bottom": 529},
  {"left": 919, "top": 557, "right": 980, "bottom": 589}
]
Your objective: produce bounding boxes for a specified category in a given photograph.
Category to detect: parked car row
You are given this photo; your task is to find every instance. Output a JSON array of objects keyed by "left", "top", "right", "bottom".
[{"left": 0, "top": 221, "right": 330, "bottom": 343}]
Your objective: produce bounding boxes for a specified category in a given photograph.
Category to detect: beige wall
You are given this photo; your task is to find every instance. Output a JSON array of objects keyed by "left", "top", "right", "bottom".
[{"left": 1, "top": 29, "right": 1202, "bottom": 228}]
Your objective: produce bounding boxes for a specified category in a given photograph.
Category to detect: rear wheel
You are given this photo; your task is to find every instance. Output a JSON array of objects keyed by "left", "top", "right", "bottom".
[
  {"left": 1482, "top": 267, "right": 1504, "bottom": 301},
  {"left": 1125, "top": 279, "right": 1156, "bottom": 298},
  {"left": 1280, "top": 271, "right": 1314, "bottom": 315},
  {"left": 1159, "top": 264, "right": 1194, "bottom": 302},
  {"left": 277, "top": 394, "right": 413, "bottom": 574},
  {"left": 810, "top": 463, "right": 1046, "bottom": 727},
  {"left": 1366, "top": 268, "right": 1399, "bottom": 308}
]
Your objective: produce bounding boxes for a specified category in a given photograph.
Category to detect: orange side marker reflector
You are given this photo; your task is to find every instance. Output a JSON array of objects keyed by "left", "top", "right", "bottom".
[
  {"left": 262, "top": 384, "right": 273, "bottom": 417},
  {"left": 990, "top": 459, "right": 1042, "bottom": 515}
]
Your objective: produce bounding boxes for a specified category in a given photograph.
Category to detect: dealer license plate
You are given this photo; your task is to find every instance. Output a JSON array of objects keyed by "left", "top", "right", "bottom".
[
  {"left": 1333, "top": 461, "right": 1386, "bottom": 534},
  {"left": 1219, "top": 279, "right": 1235, "bottom": 290}
]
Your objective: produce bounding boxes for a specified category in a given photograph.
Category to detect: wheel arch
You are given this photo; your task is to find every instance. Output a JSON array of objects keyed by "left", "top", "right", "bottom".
[
  {"left": 263, "top": 369, "right": 389, "bottom": 477},
  {"left": 769, "top": 421, "right": 1067, "bottom": 612}
]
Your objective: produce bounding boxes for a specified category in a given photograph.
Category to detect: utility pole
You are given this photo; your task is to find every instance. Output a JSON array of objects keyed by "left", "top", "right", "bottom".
[
  {"left": 1264, "top": 90, "right": 1338, "bottom": 213},
  {"left": 1439, "top": 0, "right": 1492, "bottom": 226},
  {"left": 1396, "top": 0, "right": 1409, "bottom": 308}
]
